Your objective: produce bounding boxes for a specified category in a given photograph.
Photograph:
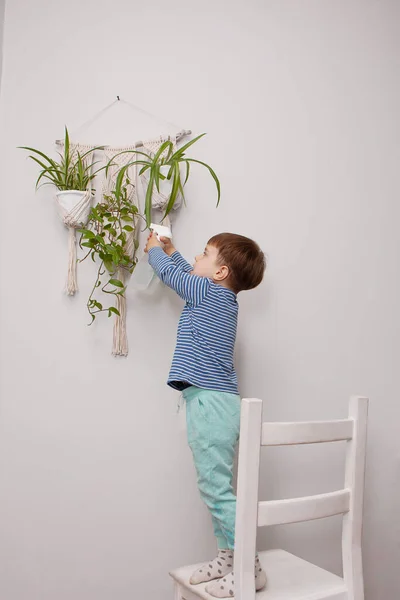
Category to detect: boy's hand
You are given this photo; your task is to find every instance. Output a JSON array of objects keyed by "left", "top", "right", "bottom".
[
  {"left": 160, "top": 236, "right": 177, "bottom": 256},
  {"left": 144, "top": 232, "right": 163, "bottom": 252},
  {"left": 144, "top": 232, "right": 177, "bottom": 255}
]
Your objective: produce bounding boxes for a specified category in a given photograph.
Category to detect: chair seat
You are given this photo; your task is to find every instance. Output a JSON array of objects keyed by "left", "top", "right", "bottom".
[{"left": 170, "top": 549, "right": 347, "bottom": 600}]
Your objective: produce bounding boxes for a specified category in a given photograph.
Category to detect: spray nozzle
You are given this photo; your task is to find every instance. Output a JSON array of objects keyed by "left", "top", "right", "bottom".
[{"left": 150, "top": 223, "right": 172, "bottom": 241}]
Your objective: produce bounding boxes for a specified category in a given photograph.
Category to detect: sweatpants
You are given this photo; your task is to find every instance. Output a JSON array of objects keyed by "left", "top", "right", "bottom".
[{"left": 183, "top": 385, "right": 241, "bottom": 550}]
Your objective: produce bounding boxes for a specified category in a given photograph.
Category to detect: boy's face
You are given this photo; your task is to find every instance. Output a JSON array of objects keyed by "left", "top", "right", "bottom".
[{"left": 192, "top": 244, "right": 229, "bottom": 284}]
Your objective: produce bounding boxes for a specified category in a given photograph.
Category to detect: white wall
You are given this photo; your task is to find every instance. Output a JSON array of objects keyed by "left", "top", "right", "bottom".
[
  {"left": 0, "top": 1, "right": 399, "bottom": 599},
  {"left": 0, "top": 0, "right": 5, "bottom": 90}
]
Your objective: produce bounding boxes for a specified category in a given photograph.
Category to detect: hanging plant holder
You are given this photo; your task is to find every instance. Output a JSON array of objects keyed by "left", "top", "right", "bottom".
[
  {"left": 20, "top": 127, "right": 104, "bottom": 295},
  {"left": 102, "top": 146, "right": 140, "bottom": 356},
  {"left": 55, "top": 190, "right": 92, "bottom": 295},
  {"left": 53, "top": 161, "right": 95, "bottom": 295}
]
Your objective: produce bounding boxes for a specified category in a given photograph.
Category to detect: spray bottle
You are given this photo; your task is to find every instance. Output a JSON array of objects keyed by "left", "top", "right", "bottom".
[{"left": 130, "top": 223, "right": 172, "bottom": 291}]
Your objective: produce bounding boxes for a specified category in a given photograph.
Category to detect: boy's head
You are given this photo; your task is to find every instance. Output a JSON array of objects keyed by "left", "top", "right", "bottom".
[{"left": 192, "top": 233, "right": 266, "bottom": 293}]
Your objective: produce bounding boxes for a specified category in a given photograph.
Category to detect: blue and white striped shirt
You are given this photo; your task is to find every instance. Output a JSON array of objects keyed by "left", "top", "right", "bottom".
[{"left": 148, "top": 247, "right": 239, "bottom": 394}]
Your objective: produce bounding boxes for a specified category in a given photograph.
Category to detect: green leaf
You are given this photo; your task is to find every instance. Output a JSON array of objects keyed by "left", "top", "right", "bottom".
[
  {"left": 170, "top": 133, "right": 207, "bottom": 161},
  {"left": 163, "top": 161, "right": 181, "bottom": 220},
  {"left": 19, "top": 147, "right": 60, "bottom": 172},
  {"left": 154, "top": 163, "right": 161, "bottom": 193},
  {"left": 185, "top": 158, "right": 221, "bottom": 206},
  {"left": 184, "top": 160, "right": 190, "bottom": 185},
  {"left": 123, "top": 225, "right": 134, "bottom": 232},
  {"left": 108, "top": 306, "right": 121, "bottom": 316},
  {"left": 114, "top": 160, "right": 151, "bottom": 199},
  {"left": 105, "top": 244, "right": 116, "bottom": 254},
  {"left": 26, "top": 157, "right": 63, "bottom": 189},
  {"left": 35, "top": 169, "right": 60, "bottom": 189},
  {"left": 79, "top": 145, "right": 105, "bottom": 160},
  {"left": 109, "top": 278, "right": 124, "bottom": 288},
  {"left": 139, "top": 164, "right": 151, "bottom": 176},
  {"left": 177, "top": 175, "right": 185, "bottom": 205},
  {"left": 64, "top": 126, "right": 70, "bottom": 169},
  {"left": 144, "top": 170, "right": 154, "bottom": 227},
  {"left": 105, "top": 150, "right": 151, "bottom": 177},
  {"left": 152, "top": 140, "right": 174, "bottom": 164}
]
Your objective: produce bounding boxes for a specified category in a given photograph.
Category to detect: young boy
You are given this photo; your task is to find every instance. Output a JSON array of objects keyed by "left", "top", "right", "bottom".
[{"left": 145, "top": 231, "right": 267, "bottom": 598}]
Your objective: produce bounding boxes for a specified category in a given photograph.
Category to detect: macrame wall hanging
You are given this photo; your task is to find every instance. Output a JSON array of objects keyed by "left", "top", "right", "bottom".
[
  {"left": 53, "top": 98, "right": 192, "bottom": 356},
  {"left": 22, "top": 97, "right": 220, "bottom": 357}
]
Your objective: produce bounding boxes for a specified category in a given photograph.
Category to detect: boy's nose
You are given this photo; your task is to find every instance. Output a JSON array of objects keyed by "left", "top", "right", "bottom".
[{"left": 195, "top": 254, "right": 201, "bottom": 262}]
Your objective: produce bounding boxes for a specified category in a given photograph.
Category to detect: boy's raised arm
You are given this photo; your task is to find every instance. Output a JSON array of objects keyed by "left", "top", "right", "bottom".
[
  {"left": 148, "top": 247, "right": 209, "bottom": 304},
  {"left": 161, "top": 239, "right": 193, "bottom": 273}
]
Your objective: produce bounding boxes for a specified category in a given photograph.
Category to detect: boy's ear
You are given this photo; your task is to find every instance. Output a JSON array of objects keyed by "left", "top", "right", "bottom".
[{"left": 214, "top": 265, "right": 230, "bottom": 282}]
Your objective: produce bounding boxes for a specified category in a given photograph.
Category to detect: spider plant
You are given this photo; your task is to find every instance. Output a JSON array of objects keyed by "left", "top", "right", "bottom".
[
  {"left": 19, "top": 127, "right": 105, "bottom": 191},
  {"left": 105, "top": 133, "right": 221, "bottom": 227}
]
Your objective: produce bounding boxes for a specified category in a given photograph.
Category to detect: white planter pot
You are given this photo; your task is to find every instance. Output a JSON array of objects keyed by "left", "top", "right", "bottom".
[{"left": 55, "top": 190, "right": 92, "bottom": 226}]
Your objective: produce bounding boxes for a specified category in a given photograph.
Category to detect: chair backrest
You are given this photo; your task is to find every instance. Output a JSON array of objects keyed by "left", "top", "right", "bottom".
[{"left": 234, "top": 396, "right": 368, "bottom": 600}]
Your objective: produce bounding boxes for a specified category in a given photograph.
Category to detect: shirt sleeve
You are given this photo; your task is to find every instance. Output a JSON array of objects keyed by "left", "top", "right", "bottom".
[
  {"left": 170, "top": 251, "right": 193, "bottom": 273},
  {"left": 148, "top": 247, "right": 210, "bottom": 304}
]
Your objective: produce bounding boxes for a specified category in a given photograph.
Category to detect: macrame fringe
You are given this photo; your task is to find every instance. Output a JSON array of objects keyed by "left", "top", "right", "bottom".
[
  {"left": 104, "top": 149, "right": 140, "bottom": 357},
  {"left": 65, "top": 227, "right": 78, "bottom": 296},
  {"left": 112, "top": 269, "right": 128, "bottom": 356}
]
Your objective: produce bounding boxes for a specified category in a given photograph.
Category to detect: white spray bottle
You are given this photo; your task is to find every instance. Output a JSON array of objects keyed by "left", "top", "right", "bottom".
[{"left": 130, "top": 223, "right": 173, "bottom": 291}]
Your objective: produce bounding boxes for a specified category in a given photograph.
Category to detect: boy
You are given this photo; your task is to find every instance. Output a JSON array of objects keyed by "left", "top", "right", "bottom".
[{"left": 145, "top": 232, "right": 267, "bottom": 598}]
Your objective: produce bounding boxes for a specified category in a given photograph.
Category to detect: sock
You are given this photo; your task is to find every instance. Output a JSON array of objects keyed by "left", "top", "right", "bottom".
[
  {"left": 190, "top": 550, "right": 234, "bottom": 585},
  {"left": 205, "top": 555, "right": 267, "bottom": 598}
]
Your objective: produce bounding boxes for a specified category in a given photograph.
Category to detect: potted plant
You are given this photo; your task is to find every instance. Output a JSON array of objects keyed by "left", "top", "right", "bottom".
[
  {"left": 106, "top": 133, "right": 221, "bottom": 227},
  {"left": 79, "top": 171, "right": 140, "bottom": 355},
  {"left": 19, "top": 127, "right": 105, "bottom": 294}
]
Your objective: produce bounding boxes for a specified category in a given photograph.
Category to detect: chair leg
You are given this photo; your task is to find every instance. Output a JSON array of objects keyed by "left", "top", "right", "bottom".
[
  {"left": 174, "top": 581, "right": 182, "bottom": 600},
  {"left": 343, "top": 545, "right": 364, "bottom": 600}
]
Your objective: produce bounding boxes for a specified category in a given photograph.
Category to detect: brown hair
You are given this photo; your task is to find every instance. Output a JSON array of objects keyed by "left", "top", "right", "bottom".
[{"left": 208, "top": 233, "right": 266, "bottom": 293}]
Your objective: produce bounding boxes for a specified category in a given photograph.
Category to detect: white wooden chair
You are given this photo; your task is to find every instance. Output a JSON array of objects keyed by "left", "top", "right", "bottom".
[{"left": 170, "top": 396, "right": 368, "bottom": 600}]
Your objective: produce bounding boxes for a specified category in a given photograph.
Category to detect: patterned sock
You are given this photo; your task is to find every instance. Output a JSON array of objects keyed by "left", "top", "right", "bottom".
[
  {"left": 190, "top": 550, "right": 234, "bottom": 585},
  {"left": 205, "top": 555, "right": 267, "bottom": 598}
]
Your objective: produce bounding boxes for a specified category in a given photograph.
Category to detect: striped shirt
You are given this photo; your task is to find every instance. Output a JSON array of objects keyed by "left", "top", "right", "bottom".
[{"left": 148, "top": 247, "right": 239, "bottom": 394}]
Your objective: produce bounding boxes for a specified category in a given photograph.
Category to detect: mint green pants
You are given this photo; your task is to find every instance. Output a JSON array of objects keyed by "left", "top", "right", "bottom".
[{"left": 183, "top": 386, "right": 241, "bottom": 550}]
